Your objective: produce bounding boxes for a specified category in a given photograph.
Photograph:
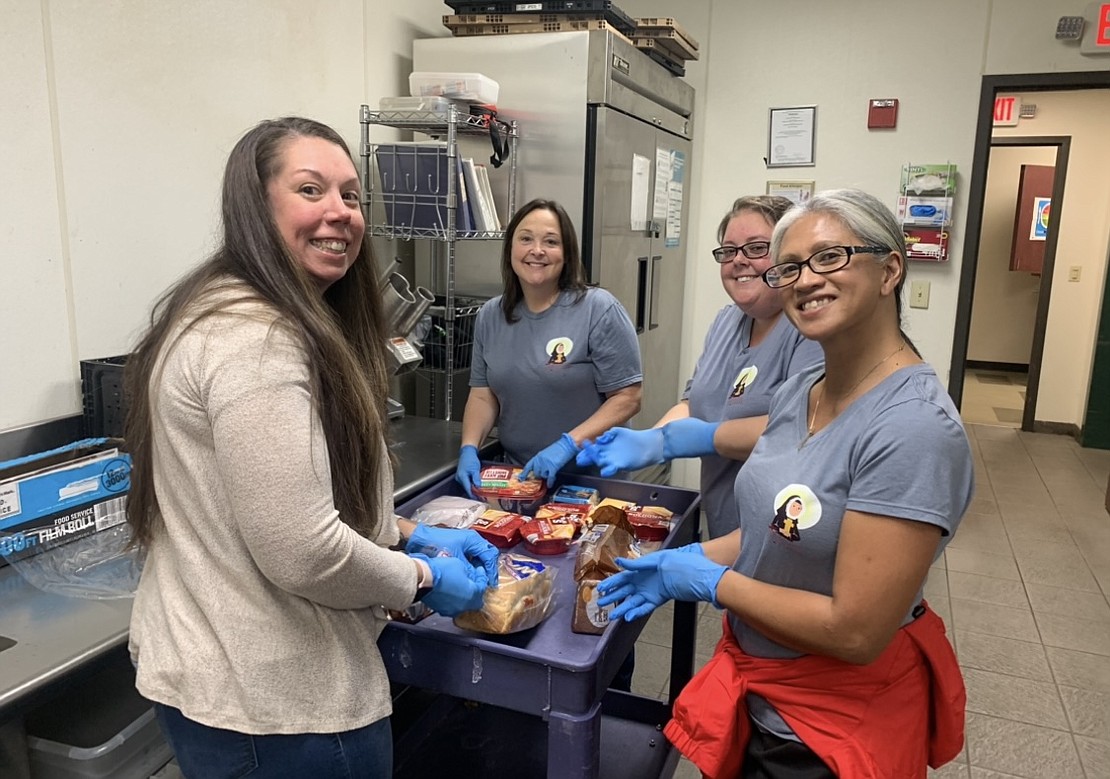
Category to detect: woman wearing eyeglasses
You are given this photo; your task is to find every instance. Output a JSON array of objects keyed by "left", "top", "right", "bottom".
[
  {"left": 595, "top": 189, "right": 973, "bottom": 778},
  {"left": 577, "top": 196, "right": 823, "bottom": 539}
]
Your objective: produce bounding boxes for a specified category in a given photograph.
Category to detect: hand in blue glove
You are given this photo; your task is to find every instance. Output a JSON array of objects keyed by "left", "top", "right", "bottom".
[
  {"left": 595, "top": 549, "right": 728, "bottom": 622},
  {"left": 674, "top": 542, "right": 706, "bottom": 556},
  {"left": 661, "top": 418, "right": 720, "bottom": 460},
  {"left": 456, "top": 445, "right": 482, "bottom": 498},
  {"left": 520, "top": 433, "right": 578, "bottom": 487},
  {"left": 412, "top": 554, "right": 488, "bottom": 616},
  {"left": 406, "top": 524, "right": 500, "bottom": 588},
  {"left": 575, "top": 427, "right": 664, "bottom": 477}
]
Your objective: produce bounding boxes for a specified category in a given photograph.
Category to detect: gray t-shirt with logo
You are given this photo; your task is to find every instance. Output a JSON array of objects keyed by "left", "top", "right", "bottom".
[
  {"left": 728, "top": 362, "right": 974, "bottom": 737},
  {"left": 470, "top": 287, "right": 642, "bottom": 466},
  {"left": 682, "top": 306, "right": 823, "bottom": 538}
]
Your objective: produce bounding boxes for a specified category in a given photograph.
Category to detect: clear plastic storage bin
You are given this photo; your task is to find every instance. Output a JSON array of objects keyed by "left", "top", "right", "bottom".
[{"left": 408, "top": 71, "right": 499, "bottom": 104}]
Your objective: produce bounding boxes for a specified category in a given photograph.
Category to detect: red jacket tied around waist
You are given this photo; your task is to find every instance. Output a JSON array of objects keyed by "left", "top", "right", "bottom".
[{"left": 664, "top": 604, "right": 965, "bottom": 779}]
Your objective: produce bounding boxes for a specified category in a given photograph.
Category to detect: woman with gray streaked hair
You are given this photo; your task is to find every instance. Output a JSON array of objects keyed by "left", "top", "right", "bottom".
[{"left": 595, "top": 189, "right": 974, "bottom": 777}]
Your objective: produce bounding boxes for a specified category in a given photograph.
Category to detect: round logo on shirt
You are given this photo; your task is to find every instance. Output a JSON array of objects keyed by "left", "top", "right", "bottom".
[
  {"left": 769, "top": 484, "right": 821, "bottom": 542},
  {"left": 729, "top": 366, "right": 759, "bottom": 399},
  {"left": 546, "top": 337, "right": 573, "bottom": 365}
]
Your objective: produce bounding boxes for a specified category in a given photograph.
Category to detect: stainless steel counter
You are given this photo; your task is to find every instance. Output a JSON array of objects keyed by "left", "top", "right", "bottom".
[{"left": 0, "top": 416, "right": 497, "bottom": 722}]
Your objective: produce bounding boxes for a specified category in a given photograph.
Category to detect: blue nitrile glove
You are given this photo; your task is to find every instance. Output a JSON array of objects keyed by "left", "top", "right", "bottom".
[
  {"left": 456, "top": 445, "right": 481, "bottom": 498},
  {"left": 406, "top": 524, "right": 500, "bottom": 588},
  {"left": 661, "top": 418, "right": 720, "bottom": 460},
  {"left": 595, "top": 549, "right": 728, "bottom": 622},
  {"left": 576, "top": 427, "right": 664, "bottom": 477},
  {"left": 412, "top": 554, "right": 488, "bottom": 616},
  {"left": 674, "top": 542, "right": 706, "bottom": 556},
  {"left": 520, "top": 433, "right": 579, "bottom": 487}
]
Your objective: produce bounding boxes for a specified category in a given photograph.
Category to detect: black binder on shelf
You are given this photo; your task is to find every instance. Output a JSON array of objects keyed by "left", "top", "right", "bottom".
[{"left": 374, "top": 142, "right": 474, "bottom": 234}]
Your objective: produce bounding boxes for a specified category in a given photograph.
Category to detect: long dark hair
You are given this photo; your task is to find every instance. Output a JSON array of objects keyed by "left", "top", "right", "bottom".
[
  {"left": 499, "top": 198, "right": 588, "bottom": 323},
  {"left": 124, "top": 117, "right": 391, "bottom": 549}
]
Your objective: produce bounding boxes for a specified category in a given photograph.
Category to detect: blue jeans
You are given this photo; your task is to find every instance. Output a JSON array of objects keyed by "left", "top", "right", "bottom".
[{"left": 153, "top": 703, "right": 392, "bottom": 779}]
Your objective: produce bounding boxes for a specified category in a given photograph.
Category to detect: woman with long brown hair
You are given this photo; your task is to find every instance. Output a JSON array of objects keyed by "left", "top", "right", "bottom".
[{"left": 125, "top": 117, "right": 497, "bottom": 778}]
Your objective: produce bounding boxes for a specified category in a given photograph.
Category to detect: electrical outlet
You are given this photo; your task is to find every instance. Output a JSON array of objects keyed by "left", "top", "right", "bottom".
[
  {"left": 1068, "top": 266, "right": 1082, "bottom": 282},
  {"left": 909, "top": 280, "right": 930, "bottom": 309}
]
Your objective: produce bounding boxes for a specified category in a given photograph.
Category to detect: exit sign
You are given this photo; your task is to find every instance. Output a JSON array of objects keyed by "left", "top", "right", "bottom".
[
  {"left": 993, "top": 95, "right": 1021, "bottom": 126},
  {"left": 1081, "top": 2, "right": 1110, "bottom": 54}
]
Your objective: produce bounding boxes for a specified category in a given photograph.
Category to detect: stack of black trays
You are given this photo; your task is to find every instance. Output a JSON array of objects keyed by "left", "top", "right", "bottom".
[{"left": 442, "top": 0, "right": 636, "bottom": 37}]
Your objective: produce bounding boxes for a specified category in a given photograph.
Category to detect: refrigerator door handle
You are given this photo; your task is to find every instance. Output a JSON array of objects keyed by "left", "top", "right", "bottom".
[
  {"left": 649, "top": 255, "right": 662, "bottom": 331},
  {"left": 636, "top": 256, "right": 648, "bottom": 334}
]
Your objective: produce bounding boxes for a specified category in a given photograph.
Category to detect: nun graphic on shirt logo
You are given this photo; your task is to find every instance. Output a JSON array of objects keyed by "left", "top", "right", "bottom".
[
  {"left": 546, "top": 337, "right": 573, "bottom": 365},
  {"left": 769, "top": 484, "right": 821, "bottom": 542},
  {"left": 730, "top": 366, "right": 759, "bottom": 399}
]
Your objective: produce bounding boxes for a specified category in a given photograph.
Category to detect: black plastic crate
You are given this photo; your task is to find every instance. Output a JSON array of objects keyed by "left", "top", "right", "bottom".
[
  {"left": 81, "top": 356, "right": 128, "bottom": 439},
  {"left": 420, "top": 297, "right": 485, "bottom": 371}
]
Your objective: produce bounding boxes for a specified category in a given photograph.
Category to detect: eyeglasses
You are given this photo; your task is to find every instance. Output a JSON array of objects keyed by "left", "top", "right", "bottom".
[
  {"left": 711, "top": 241, "right": 771, "bottom": 263},
  {"left": 761, "top": 245, "right": 890, "bottom": 288}
]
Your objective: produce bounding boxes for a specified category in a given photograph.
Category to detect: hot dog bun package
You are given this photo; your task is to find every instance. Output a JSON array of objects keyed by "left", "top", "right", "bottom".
[{"left": 453, "top": 553, "right": 558, "bottom": 634}]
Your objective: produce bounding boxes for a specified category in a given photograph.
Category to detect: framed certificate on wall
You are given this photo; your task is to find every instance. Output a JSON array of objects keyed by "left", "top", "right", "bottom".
[{"left": 767, "top": 106, "right": 816, "bottom": 168}]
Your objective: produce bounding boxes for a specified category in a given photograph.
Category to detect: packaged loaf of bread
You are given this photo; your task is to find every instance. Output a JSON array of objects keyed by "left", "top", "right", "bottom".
[
  {"left": 572, "top": 577, "right": 612, "bottom": 635},
  {"left": 573, "top": 521, "right": 637, "bottom": 582},
  {"left": 453, "top": 553, "right": 558, "bottom": 634}
]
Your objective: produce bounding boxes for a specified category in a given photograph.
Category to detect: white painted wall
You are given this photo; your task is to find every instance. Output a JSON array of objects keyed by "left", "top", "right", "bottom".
[
  {"left": 0, "top": 0, "right": 446, "bottom": 433},
  {"left": 3, "top": 0, "right": 1110, "bottom": 444},
  {"left": 968, "top": 145, "right": 1055, "bottom": 366}
]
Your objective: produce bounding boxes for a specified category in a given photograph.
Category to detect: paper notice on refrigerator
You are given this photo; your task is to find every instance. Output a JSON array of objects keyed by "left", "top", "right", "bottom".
[
  {"left": 667, "top": 181, "right": 683, "bottom": 245},
  {"left": 653, "top": 148, "right": 672, "bottom": 221},
  {"left": 630, "top": 154, "right": 650, "bottom": 231},
  {"left": 665, "top": 150, "right": 686, "bottom": 247}
]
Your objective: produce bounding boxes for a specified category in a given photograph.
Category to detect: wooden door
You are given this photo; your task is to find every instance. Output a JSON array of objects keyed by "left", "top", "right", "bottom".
[{"left": 1010, "top": 164, "right": 1055, "bottom": 274}]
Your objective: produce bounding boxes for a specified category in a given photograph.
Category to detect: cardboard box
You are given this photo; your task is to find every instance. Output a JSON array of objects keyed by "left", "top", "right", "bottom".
[{"left": 0, "top": 439, "right": 130, "bottom": 566}]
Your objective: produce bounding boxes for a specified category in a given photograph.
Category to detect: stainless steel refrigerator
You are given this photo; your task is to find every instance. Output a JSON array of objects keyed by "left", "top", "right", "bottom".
[{"left": 413, "top": 31, "right": 695, "bottom": 479}]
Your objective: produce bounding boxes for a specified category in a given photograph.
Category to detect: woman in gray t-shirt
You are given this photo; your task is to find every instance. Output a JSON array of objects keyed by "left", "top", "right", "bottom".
[
  {"left": 595, "top": 189, "right": 973, "bottom": 777},
  {"left": 455, "top": 199, "right": 643, "bottom": 493}
]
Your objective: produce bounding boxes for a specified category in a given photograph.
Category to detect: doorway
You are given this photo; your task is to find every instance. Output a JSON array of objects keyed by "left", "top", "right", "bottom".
[
  {"left": 962, "top": 139, "right": 1067, "bottom": 430},
  {"left": 949, "top": 71, "right": 1110, "bottom": 439}
]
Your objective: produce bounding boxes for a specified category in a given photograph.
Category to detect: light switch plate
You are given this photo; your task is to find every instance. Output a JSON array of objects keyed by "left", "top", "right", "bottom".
[{"left": 909, "top": 280, "right": 930, "bottom": 309}]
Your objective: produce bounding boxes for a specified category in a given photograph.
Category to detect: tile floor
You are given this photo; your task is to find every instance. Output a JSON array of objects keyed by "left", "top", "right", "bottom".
[
  {"left": 632, "top": 425, "right": 1110, "bottom": 779},
  {"left": 961, "top": 368, "right": 1029, "bottom": 429}
]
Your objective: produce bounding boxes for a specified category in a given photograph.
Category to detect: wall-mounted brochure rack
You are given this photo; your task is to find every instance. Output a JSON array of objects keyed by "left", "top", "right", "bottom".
[
  {"left": 898, "top": 162, "right": 956, "bottom": 262},
  {"left": 359, "top": 104, "right": 518, "bottom": 420}
]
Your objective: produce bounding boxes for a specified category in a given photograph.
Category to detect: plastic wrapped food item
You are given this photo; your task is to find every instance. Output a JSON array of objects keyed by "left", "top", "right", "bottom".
[
  {"left": 471, "top": 509, "right": 526, "bottom": 549},
  {"left": 472, "top": 465, "right": 547, "bottom": 514},
  {"left": 552, "top": 485, "right": 600, "bottom": 507},
  {"left": 520, "top": 518, "right": 574, "bottom": 555},
  {"left": 572, "top": 521, "right": 639, "bottom": 635},
  {"left": 453, "top": 554, "right": 557, "bottom": 634},
  {"left": 409, "top": 495, "right": 488, "bottom": 529}
]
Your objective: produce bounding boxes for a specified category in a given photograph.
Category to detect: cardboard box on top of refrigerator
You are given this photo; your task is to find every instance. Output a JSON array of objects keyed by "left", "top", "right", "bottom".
[{"left": 0, "top": 439, "right": 130, "bottom": 564}]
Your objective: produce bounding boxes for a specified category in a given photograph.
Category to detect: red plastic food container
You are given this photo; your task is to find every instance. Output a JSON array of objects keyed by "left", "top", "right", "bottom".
[
  {"left": 472, "top": 465, "right": 547, "bottom": 515},
  {"left": 626, "top": 510, "right": 672, "bottom": 542},
  {"left": 472, "top": 509, "right": 526, "bottom": 549},
  {"left": 520, "top": 518, "right": 572, "bottom": 556}
]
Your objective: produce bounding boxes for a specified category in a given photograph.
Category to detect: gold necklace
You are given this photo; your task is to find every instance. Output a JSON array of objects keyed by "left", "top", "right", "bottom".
[{"left": 803, "top": 342, "right": 906, "bottom": 446}]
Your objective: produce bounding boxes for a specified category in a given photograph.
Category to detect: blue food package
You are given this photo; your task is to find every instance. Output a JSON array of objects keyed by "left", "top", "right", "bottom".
[{"left": 552, "top": 485, "right": 600, "bottom": 506}]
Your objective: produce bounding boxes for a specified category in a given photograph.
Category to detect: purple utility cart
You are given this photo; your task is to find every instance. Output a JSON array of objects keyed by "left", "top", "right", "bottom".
[{"left": 387, "top": 472, "right": 702, "bottom": 779}]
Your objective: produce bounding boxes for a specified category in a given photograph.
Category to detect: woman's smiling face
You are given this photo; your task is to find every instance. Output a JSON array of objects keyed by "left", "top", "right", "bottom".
[{"left": 718, "top": 210, "right": 782, "bottom": 320}]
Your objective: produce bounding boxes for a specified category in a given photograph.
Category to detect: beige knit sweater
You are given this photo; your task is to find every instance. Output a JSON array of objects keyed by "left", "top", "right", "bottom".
[{"left": 129, "top": 288, "right": 417, "bottom": 734}]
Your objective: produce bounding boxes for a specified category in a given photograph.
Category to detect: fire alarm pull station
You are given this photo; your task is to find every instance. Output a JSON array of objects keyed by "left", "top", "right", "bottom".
[{"left": 868, "top": 99, "right": 899, "bottom": 129}]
